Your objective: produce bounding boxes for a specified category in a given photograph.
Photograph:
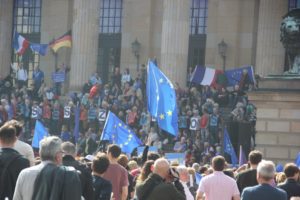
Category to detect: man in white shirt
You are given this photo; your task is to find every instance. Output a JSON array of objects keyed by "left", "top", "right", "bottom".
[
  {"left": 177, "top": 165, "right": 194, "bottom": 200},
  {"left": 196, "top": 156, "right": 240, "bottom": 200},
  {"left": 16, "top": 64, "right": 28, "bottom": 89}
]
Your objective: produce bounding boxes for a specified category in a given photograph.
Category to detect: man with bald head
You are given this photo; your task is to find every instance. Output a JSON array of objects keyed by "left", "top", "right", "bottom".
[{"left": 136, "top": 158, "right": 185, "bottom": 200}]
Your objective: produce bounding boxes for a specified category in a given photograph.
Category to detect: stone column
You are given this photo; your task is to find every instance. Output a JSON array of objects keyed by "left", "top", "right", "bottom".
[
  {"left": 160, "top": 0, "right": 189, "bottom": 87},
  {"left": 70, "top": 0, "right": 99, "bottom": 90},
  {"left": 255, "top": 0, "right": 287, "bottom": 76},
  {"left": 0, "top": 0, "right": 13, "bottom": 77}
]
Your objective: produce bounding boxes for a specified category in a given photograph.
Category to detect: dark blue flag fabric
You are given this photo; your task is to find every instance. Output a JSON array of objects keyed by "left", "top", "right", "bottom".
[
  {"left": 190, "top": 65, "right": 205, "bottom": 84},
  {"left": 73, "top": 105, "right": 80, "bottom": 142},
  {"left": 295, "top": 152, "right": 300, "bottom": 167},
  {"left": 224, "top": 66, "right": 255, "bottom": 87},
  {"left": 146, "top": 60, "right": 179, "bottom": 136},
  {"left": 224, "top": 128, "right": 238, "bottom": 165},
  {"left": 101, "top": 111, "right": 142, "bottom": 154},
  {"left": 32, "top": 120, "right": 49, "bottom": 148},
  {"left": 30, "top": 43, "right": 48, "bottom": 56}
]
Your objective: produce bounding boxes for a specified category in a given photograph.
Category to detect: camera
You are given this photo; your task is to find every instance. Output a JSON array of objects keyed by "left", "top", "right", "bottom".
[{"left": 168, "top": 167, "right": 180, "bottom": 181}]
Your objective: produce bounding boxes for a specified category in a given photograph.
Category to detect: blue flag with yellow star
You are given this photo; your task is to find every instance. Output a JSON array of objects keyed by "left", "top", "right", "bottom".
[
  {"left": 224, "top": 66, "right": 255, "bottom": 87},
  {"left": 224, "top": 128, "right": 238, "bottom": 165},
  {"left": 147, "top": 60, "right": 179, "bottom": 136},
  {"left": 101, "top": 111, "right": 142, "bottom": 154}
]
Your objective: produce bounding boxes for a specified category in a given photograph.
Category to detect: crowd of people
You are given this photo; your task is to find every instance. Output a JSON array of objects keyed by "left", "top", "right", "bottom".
[
  {"left": 0, "top": 63, "right": 299, "bottom": 200},
  {"left": 0, "top": 122, "right": 299, "bottom": 200},
  {"left": 0, "top": 63, "right": 256, "bottom": 165}
]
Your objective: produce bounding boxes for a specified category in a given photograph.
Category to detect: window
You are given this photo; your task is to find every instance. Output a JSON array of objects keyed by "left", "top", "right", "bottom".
[
  {"left": 98, "top": 0, "right": 122, "bottom": 83},
  {"left": 190, "top": 0, "right": 208, "bottom": 35},
  {"left": 13, "top": 0, "right": 42, "bottom": 34},
  {"left": 289, "top": 0, "right": 300, "bottom": 9},
  {"left": 12, "top": 0, "right": 42, "bottom": 77},
  {"left": 99, "top": 0, "right": 123, "bottom": 33}
]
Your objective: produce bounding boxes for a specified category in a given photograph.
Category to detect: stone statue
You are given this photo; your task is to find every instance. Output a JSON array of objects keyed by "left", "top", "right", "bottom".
[{"left": 280, "top": 9, "right": 300, "bottom": 74}]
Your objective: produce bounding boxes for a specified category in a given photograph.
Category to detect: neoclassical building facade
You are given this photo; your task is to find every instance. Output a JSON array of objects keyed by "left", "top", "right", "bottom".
[
  {"left": 0, "top": 0, "right": 300, "bottom": 163},
  {"left": 0, "top": 0, "right": 294, "bottom": 89}
]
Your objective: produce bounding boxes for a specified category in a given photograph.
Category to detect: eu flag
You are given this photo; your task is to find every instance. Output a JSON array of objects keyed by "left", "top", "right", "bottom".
[
  {"left": 224, "top": 66, "right": 255, "bottom": 87},
  {"left": 73, "top": 105, "right": 80, "bottom": 142},
  {"left": 101, "top": 111, "right": 142, "bottom": 154},
  {"left": 295, "top": 152, "right": 300, "bottom": 167},
  {"left": 147, "top": 60, "right": 178, "bottom": 136},
  {"left": 30, "top": 43, "right": 48, "bottom": 56},
  {"left": 32, "top": 120, "right": 49, "bottom": 148},
  {"left": 195, "top": 172, "right": 202, "bottom": 185},
  {"left": 224, "top": 128, "right": 238, "bottom": 165}
]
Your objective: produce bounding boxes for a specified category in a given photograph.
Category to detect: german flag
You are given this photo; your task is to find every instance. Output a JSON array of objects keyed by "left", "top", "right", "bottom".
[{"left": 49, "top": 30, "right": 72, "bottom": 53}]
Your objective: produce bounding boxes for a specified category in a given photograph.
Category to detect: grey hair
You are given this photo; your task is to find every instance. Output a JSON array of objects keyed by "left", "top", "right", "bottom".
[
  {"left": 177, "top": 165, "right": 188, "bottom": 175},
  {"left": 192, "top": 163, "right": 200, "bottom": 172},
  {"left": 257, "top": 160, "right": 275, "bottom": 180},
  {"left": 39, "top": 136, "right": 62, "bottom": 161}
]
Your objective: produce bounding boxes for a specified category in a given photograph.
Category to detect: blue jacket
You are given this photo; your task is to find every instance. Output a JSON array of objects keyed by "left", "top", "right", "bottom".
[{"left": 241, "top": 184, "right": 287, "bottom": 200}]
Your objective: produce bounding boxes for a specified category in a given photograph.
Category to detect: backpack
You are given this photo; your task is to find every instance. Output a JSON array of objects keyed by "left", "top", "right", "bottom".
[{"left": 0, "top": 152, "right": 21, "bottom": 199}]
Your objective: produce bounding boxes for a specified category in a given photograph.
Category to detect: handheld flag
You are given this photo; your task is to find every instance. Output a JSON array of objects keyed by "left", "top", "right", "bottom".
[
  {"left": 49, "top": 30, "right": 72, "bottom": 53},
  {"left": 101, "top": 111, "right": 142, "bottom": 154},
  {"left": 30, "top": 43, "right": 48, "bottom": 56},
  {"left": 32, "top": 120, "right": 49, "bottom": 148},
  {"left": 147, "top": 60, "right": 178, "bottom": 136},
  {"left": 73, "top": 105, "right": 80, "bottom": 142},
  {"left": 224, "top": 66, "right": 255, "bottom": 87},
  {"left": 190, "top": 66, "right": 217, "bottom": 86},
  {"left": 224, "top": 128, "right": 238, "bottom": 165},
  {"left": 195, "top": 173, "right": 202, "bottom": 185},
  {"left": 13, "top": 32, "right": 29, "bottom": 55},
  {"left": 295, "top": 152, "right": 300, "bottom": 167},
  {"left": 239, "top": 145, "right": 247, "bottom": 166}
]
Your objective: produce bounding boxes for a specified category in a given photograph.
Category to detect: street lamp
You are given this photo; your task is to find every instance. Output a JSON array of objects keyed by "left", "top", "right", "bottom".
[
  {"left": 218, "top": 39, "right": 228, "bottom": 71},
  {"left": 131, "top": 38, "right": 141, "bottom": 71}
]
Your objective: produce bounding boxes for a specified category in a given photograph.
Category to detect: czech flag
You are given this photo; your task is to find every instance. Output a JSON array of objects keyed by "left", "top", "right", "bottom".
[
  {"left": 49, "top": 30, "right": 72, "bottom": 53},
  {"left": 13, "top": 32, "right": 29, "bottom": 55}
]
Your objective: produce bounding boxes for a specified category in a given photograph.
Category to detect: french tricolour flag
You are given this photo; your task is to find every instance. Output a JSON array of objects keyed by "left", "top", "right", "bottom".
[
  {"left": 190, "top": 66, "right": 217, "bottom": 86},
  {"left": 13, "top": 32, "right": 29, "bottom": 55}
]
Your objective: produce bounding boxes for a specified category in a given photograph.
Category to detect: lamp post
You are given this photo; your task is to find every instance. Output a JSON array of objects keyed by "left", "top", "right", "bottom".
[
  {"left": 131, "top": 38, "right": 141, "bottom": 72},
  {"left": 218, "top": 39, "right": 228, "bottom": 71}
]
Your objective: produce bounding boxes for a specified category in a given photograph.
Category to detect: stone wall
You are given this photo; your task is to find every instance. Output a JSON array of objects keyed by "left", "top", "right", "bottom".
[
  {"left": 249, "top": 91, "right": 300, "bottom": 164},
  {"left": 121, "top": 0, "right": 163, "bottom": 78},
  {"left": 205, "top": 0, "right": 259, "bottom": 69},
  {"left": 40, "top": 0, "right": 73, "bottom": 86}
]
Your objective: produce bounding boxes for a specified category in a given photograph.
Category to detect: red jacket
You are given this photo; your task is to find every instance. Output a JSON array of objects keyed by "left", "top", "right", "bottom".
[{"left": 89, "top": 85, "right": 98, "bottom": 99}]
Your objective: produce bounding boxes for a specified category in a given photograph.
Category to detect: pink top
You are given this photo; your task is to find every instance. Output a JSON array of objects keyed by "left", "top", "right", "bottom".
[
  {"left": 103, "top": 163, "right": 129, "bottom": 200},
  {"left": 197, "top": 171, "right": 240, "bottom": 200}
]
